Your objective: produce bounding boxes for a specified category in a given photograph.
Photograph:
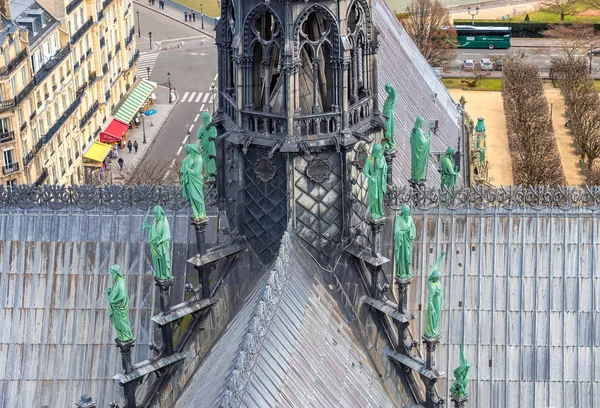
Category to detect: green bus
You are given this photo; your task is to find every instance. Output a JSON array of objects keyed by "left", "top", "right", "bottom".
[{"left": 454, "top": 26, "right": 512, "bottom": 50}]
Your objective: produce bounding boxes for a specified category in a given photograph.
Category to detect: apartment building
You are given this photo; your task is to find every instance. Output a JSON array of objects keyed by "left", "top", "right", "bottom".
[{"left": 0, "top": 0, "right": 137, "bottom": 186}]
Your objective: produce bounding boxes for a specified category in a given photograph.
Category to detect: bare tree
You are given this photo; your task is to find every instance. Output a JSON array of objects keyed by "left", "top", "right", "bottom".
[
  {"left": 544, "top": 25, "right": 600, "bottom": 58},
  {"left": 404, "top": 0, "right": 457, "bottom": 68},
  {"left": 584, "top": 0, "right": 600, "bottom": 11},
  {"left": 460, "top": 66, "right": 491, "bottom": 88},
  {"left": 115, "top": 158, "right": 183, "bottom": 186},
  {"left": 502, "top": 60, "right": 566, "bottom": 186},
  {"left": 540, "top": 0, "right": 578, "bottom": 21}
]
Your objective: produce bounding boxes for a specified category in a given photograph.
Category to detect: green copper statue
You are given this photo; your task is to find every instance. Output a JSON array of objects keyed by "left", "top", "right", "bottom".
[
  {"left": 424, "top": 251, "right": 446, "bottom": 339},
  {"left": 196, "top": 112, "right": 217, "bottom": 180},
  {"left": 394, "top": 204, "right": 416, "bottom": 279},
  {"left": 382, "top": 83, "right": 397, "bottom": 152},
  {"left": 410, "top": 116, "right": 432, "bottom": 183},
  {"left": 450, "top": 344, "right": 472, "bottom": 398},
  {"left": 107, "top": 265, "right": 134, "bottom": 343},
  {"left": 143, "top": 205, "right": 172, "bottom": 280},
  {"left": 181, "top": 143, "right": 207, "bottom": 220},
  {"left": 441, "top": 146, "right": 458, "bottom": 188},
  {"left": 363, "top": 143, "right": 388, "bottom": 219}
]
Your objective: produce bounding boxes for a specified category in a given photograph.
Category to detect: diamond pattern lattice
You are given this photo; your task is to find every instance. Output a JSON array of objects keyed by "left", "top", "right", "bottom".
[
  {"left": 244, "top": 148, "right": 288, "bottom": 264},
  {"left": 294, "top": 153, "right": 343, "bottom": 264},
  {"left": 350, "top": 142, "right": 372, "bottom": 249}
]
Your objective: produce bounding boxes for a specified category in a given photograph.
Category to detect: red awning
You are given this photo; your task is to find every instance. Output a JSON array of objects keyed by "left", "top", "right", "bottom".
[{"left": 100, "top": 119, "right": 129, "bottom": 143}]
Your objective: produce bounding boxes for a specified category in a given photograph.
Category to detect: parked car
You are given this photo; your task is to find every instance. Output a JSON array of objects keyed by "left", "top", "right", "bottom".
[
  {"left": 480, "top": 58, "right": 493, "bottom": 70},
  {"left": 462, "top": 59, "right": 475, "bottom": 70},
  {"left": 494, "top": 59, "right": 503, "bottom": 71}
]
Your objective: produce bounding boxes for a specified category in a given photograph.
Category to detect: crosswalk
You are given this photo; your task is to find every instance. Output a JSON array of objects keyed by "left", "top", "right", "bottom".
[
  {"left": 179, "top": 91, "right": 214, "bottom": 103},
  {"left": 138, "top": 52, "right": 159, "bottom": 75}
]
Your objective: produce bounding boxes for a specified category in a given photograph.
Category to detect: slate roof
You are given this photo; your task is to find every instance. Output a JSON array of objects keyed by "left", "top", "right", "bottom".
[
  {"left": 373, "top": 0, "right": 462, "bottom": 187},
  {"left": 175, "top": 235, "right": 397, "bottom": 408},
  {"left": 408, "top": 208, "right": 600, "bottom": 408},
  {"left": 0, "top": 206, "right": 197, "bottom": 408}
]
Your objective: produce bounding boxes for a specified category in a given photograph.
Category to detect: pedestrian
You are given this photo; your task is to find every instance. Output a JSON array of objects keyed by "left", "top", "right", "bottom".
[
  {"left": 118, "top": 157, "right": 124, "bottom": 170},
  {"left": 134, "top": 140, "right": 139, "bottom": 153},
  {"left": 184, "top": 11, "right": 188, "bottom": 22},
  {"left": 151, "top": 0, "right": 155, "bottom": 5},
  {"left": 192, "top": 11, "right": 196, "bottom": 22},
  {"left": 127, "top": 140, "right": 132, "bottom": 153}
]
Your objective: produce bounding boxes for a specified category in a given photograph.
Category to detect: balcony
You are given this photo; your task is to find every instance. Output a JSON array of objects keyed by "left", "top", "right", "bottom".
[
  {"left": 33, "top": 46, "right": 70, "bottom": 85},
  {"left": 34, "top": 168, "right": 48, "bottom": 185},
  {"left": 16, "top": 82, "right": 35, "bottom": 105},
  {"left": 115, "top": 43, "right": 121, "bottom": 53},
  {"left": 30, "top": 111, "right": 36, "bottom": 120},
  {"left": 88, "top": 71, "right": 97, "bottom": 85},
  {"left": 2, "top": 162, "right": 20, "bottom": 176},
  {"left": 20, "top": 122, "right": 26, "bottom": 132},
  {"left": 0, "top": 131, "right": 15, "bottom": 144},
  {"left": 129, "top": 50, "right": 139, "bottom": 69},
  {"left": 52, "top": 84, "right": 57, "bottom": 91},
  {"left": 242, "top": 111, "right": 287, "bottom": 136},
  {"left": 86, "top": 48, "right": 92, "bottom": 57},
  {"left": 23, "top": 139, "right": 43, "bottom": 167},
  {"left": 102, "top": 63, "right": 108, "bottom": 75},
  {"left": 102, "top": 0, "right": 115, "bottom": 11},
  {"left": 105, "top": 90, "right": 111, "bottom": 101},
  {"left": 73, "top": 61, "right": 80, "bottom": 71},
  {"left": 79, "top": 101, "right": 99, "bottom": 128},
  {"left": 68, "top": 158, "right": 73, "bottom": 167},
  {"left": 75, "top": 81, "right": 88, "bottom": 97},
  {"left": 125, "top": 27, "right": 135, "bottom": 47},
  {"left": 100, "top": 37, "right": 106, "bottom": 48},
  {"left": 65, "top": 0, "right": 84, "bottom": 14},
  {"left": 7, "top": 49, "right": 28, "bottom": 74},
  {"left": 42, "top": 94, "right": 83, "bottom": 144},
  {"left": 75, "top": 150, "right": 80, "bottom": 159},
  {"left": 108, "top": 52, "right": 113, "bottom": 62},
  {"left": 0, "top": 99, "right": 16, "bottom": 113},
  {"left": 80, "top": 55, "right": 85, "bottom": 64},
  {"left": 98, "top": 10, "right": 104, "bottom": 21},
  {"left": 71, "top": 17, "right": 93, "bottom": 45}
]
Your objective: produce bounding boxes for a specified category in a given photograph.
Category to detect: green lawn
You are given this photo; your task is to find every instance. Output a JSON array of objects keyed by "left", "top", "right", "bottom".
[
  {"left": 595, "top": 80, "right": 600, "bottom": 91},
  {"left": 442, "top": 78, "right": 503, "bottom": 92},
  {"left": 173, "top": 0, "right": 220, "bottom": 17},
  {"left": 513, "top": 1, "right": 600, "bottom": 23}
]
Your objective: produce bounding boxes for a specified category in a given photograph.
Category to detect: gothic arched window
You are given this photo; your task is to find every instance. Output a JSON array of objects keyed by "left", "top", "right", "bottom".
[{"left": 347, "top": 0, "right": 370, "bottom": 103}]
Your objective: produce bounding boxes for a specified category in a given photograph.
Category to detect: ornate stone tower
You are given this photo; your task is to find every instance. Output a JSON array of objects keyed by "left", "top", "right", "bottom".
[{"left": 215, "top": 0, "right": 381, "bottom": 264}]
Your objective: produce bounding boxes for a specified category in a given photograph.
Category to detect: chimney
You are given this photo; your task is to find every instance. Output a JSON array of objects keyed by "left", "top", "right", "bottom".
[{"left": 0, "top": 0, "right": 10, "bottom": 19}]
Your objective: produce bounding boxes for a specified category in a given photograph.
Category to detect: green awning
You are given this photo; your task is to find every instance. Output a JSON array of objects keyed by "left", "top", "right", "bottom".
[{"left": 114, "top": 80, "right": 156, "bottom": 124}]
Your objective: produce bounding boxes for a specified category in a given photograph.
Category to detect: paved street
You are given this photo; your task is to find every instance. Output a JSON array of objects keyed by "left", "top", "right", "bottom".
[{"left": 132, "top": 2, "right": 218, "bottom": 176}]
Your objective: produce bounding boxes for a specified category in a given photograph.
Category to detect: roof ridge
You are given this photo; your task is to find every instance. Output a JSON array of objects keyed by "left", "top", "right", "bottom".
[{"left": 219, "top": 221, "right": 294, "bottom": 407}]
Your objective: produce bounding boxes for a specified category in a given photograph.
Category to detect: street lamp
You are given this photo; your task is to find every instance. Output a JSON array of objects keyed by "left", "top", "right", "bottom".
[
  {"left": 146, "top": 66, "right": 150, "bottom": 80},
  {"left": 200, "top": 2, "right": 204, "bottom": 29},
  {"left": 136, "top": 10, "right": 141, "bottom": 37},
  {"left": 167, "top": 71, "right": 172, "bottom": 103},
  {"left": 550, "top": 99, "right": 554, "bottom": 118},
  {"left": 149, "top": 32, "right": 152, "bottom": 50},
  {"left": 590, "top": 48, "right": 594, "bottom": 74},
  {"left": 139, "top": 108, "right": 147, "bottom": 144},
  {"left": 210, "top": 82, "right": 216, "bottom": 114},
  {"left": 467, "top": 6, "right": 480, "bottom": 25}
]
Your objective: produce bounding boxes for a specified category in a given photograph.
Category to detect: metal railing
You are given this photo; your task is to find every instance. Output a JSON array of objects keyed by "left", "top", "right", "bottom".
[
  {"left": 79, "top": 101, "right": 99, "bottom": 128},
  {"left": 71, "top": 17, "right": 93, "bottom": 44},
  {"left": 0, "top": 131, "right": 15, "bottom": 144},
  {"left": 2, "top": 162, "right": 19, "bottom": 175},
  {"left": 7, "top": 49, "right": 28, "bottom": 74},
  {"left": 73, "top": 61, "right": 80, "bottom": 71},
  {"left": 23, "top": 139, "right": 43, "bottom": 167},
  {"left": 98, "top": 10, "right": 104, "bottom": 21},
  {"left": 42, "top": 94, "right": 83, "bottom": 144},
  {"left": 128, "top": 50, "right": 140, "bottom": 69},
  {"left": 30, "top": 111, "right": 36, "bottom": 120},
  {"left": 105, "top": 90, "right": 111, "bottom": 101},
  {"left": 102, "top": 0, "right": 114, "bottom": 11},
  {"left": 20, "top": 122, "right": 26, "bottom": 132},
  {"left": 75, "top": 81, "right": 88, "bottom": 97},
  {"left": 125, "top": 27, "right": 135, "bottom": 46},
  {"left": 34, "top": 168, "right": 48, "bottom": 185},
  {"left": 99, "top": 37, "right": 106, "bottom": 48},
  {"left": 115, "top": 43, "right": 121, "bottom": 53},
  {"left": 66, "top": 0, "right": 84, "bottom": 14}
]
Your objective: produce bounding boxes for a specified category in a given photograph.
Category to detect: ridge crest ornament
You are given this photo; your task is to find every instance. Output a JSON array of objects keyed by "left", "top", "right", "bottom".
[
  {"left": 306, "top": 159, "right": 331, "bottom": 183},
  {"left": 254, "top": 158, "right": 276, "bottom": 183}
]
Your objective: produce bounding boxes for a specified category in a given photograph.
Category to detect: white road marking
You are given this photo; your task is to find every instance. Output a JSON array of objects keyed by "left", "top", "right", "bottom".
[
  {"left": 189, "top": 124, "right": 194, "bottom": 133},
  {"left": 169, "top": 158, "right": 176, "bottom": 168},
  {"left": 194, "top": 114, "right": 200, "bottom": 122},
  {"left": 209, "top": 95, "right": 214, "bottom": 102},
  {"left": 189, "top": 92, "right": 196, "bottom": 102},
  {"left": 176, "top": 146, "right": 183, "bottom": 155},
  {"left": 181, "top": 92, "right": 189, "bottom": 103},
  {"left": 195, "top": 92, "right": 203, "bottom": 103},
  {"left": 156, "top": 35, "right": 208, "bottom": 44},
  {"left": 199, "top": 104, "right": 205, "bottom": 112},
  {"left": 183, "top": 134, "right": 189, "bottom": 143},
  {"left": 202, "top": 93, "right": 210, "bottom": 103},
  {"left": 214, "top": 73, "right": 218, "bottom": 81},
  {"left": 163, "top": 170, "right": 171, "bottom": 180}
]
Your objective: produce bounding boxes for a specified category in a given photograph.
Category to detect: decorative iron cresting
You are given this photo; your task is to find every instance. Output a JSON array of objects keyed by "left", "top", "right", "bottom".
[{"left": 385, "top": 184, "right": 600, "bottom": 211}]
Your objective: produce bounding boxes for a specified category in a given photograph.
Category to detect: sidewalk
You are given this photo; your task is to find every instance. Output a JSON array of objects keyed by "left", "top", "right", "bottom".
[
  {"left": 109, "top": 85, "right": 176, "bottom": 182},
  {"left": 134, "top": 0, "right": 216, "bottom": 38}
]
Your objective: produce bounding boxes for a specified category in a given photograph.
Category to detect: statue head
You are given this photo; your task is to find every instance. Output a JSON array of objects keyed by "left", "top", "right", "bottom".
[
  {"left": 429, "top": 268, "right": 441, "bottom": 282},
  {"left": 446, "top": 146, "right": 455, "bottom": 156},
  {"left": 414, "top": 116, "right": 424, "bottom": 130},
  {"left": 202, "top": 111, "right": 211, "bottom": 126},
  {"left": 110, "top": 264, "right": 122, "bottom": 280},
  {"left": 184, "top": 143, "right": 201, "bottom": 156},
  {"left": 372, "top": 143, "right": 383, "bottom": 158},
  {"left": 400, "top": 204, "right": 410, "bottom": 218},
  {"left": 153, "top": 205, "right": 165, "bottom": 220},
  {"left": 385, "top": 83, "right": 393, "bottom": 93}
]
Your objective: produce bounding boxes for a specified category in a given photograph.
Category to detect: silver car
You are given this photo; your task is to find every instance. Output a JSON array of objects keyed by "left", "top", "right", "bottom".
[
  {"left": 480, "top": 58, "right": 493, "bottom": 70},
  {"left": 462, "top": 59, "right": 475, "bottom": 70}
]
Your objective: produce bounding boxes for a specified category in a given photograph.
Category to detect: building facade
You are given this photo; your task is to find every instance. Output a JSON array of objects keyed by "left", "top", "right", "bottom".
[{"left": 0, "top": 0, "right": 137, "bottom": 186}]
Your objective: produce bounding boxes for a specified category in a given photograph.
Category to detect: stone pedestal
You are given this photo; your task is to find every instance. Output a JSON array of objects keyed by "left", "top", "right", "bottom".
[
  {"left": 384, "top": 149, "right": 396, "bottom": 185},
  {"left": 451, "top": 394, "right": 468, "bottom": 408},
  {"left": 423, "top": 335, "right": 441, "bottom": 372},
  {"left": 191, "top": 217, "right": 210, "bottom": 298},
  {"left": 76, "top": 394, "right": 96, "bottom": 408},
  {"left": 394, "top": 276, "right": 411, "bottom": 315},
  {"left": 154, "top": 277, "right": 175, "bottom": 355},
  {"left": 115, "top": 338, "right": 135, "bottom": 374},
  {"left": 368, "top": 216, "right": 386, "bottom": 258}
]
